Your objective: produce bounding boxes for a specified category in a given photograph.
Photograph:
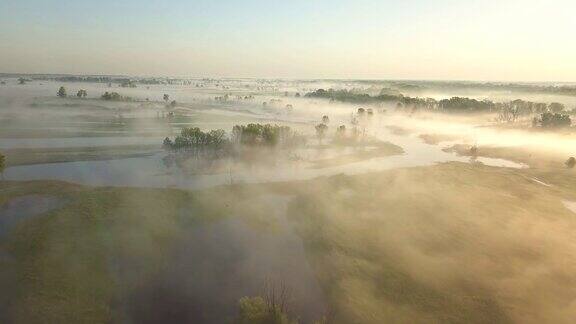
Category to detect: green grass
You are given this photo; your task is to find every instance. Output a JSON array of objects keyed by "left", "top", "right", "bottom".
[
  {"left": 2, "top": 161, "right": 576, "bottom": 323},
  {"left": 0, "top": 181, "right": 273, "bottom": 323}
]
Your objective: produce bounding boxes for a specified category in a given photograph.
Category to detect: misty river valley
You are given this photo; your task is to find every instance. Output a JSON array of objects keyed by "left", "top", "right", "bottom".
[{"left": 2, "top": 79, "right": 576, "bottom": 324}]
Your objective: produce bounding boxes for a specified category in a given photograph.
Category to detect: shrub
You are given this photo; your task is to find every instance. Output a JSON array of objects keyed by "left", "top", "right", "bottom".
[{"left": 534, "top": 112, "right": 571, "bottom": 129}]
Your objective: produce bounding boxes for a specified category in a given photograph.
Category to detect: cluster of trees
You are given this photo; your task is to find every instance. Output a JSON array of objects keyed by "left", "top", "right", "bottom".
[
  {"left": 306, "top": 89, "right": 571, "bottom": 116},
  {"left": 235, "top": 282, "right": 331, "bottom": 324},
  {"left": 438, "top": 97, "right": 495, "bottom": 112},
  {"left": 163, "top": 124, "right": 306, "bottom": 155},
  {"left": 120, "top": 80, "right": 137, "bottom": 88},
  {"left": 314, "top": 115, "right": 331, "bottom": 144},
  {"left": 43, "top": 76, "right": 114, "bottom": 83},
  {"left": 306, "top": 89, "right": 401, "bottom": 104},
  {"left": 237, "top": 296, "right": 298, "bottom": 324},
  {"left": 163, "top": 127, "right": 229, "bottom": 157},
  {"left": 532, "top": 112, "right": 572, "bottom": 129},
  {"left": 57, "top": 86, "right": 87, "bottom": 98},
  {"left": 232, "top": 124, "right": 305, "bottom": 147},
  {"left": 101, "top": 92, "right": 129, "bottom": 101}
]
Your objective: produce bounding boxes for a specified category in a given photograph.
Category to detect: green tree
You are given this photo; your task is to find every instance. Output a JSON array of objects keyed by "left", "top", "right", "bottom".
[
  {"left": 76, "top": 89, "right": 87, "bottom": 98},
  {"left": 236, "top": 282, "right": 297, "bottom": 324},
  {"left": 536, "top": 112, "right": 571, "bottom": 128},
  {"left": 163, "top": 94, "right": 170, "bottom": 102},
  {"left": 549, "top": 102, "right": 565, "bottom": 113},
  {"left": 57, "top": 86, "right": 67, "bottom": 98}
]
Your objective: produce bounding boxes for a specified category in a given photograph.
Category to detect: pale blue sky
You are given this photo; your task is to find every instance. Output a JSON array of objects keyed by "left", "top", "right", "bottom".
[{"left": 1, "top": 0, "right": 575, "bottom": 81}]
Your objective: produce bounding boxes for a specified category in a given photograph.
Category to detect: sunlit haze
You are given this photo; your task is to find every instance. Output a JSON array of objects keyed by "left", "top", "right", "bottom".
[{"left": 1, "top": 0, "right": 575, "bottom": 81}]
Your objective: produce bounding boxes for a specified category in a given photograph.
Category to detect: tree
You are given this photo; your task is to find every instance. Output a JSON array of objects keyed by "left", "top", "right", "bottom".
[
  {"left": 566, "top": 157, "right": 576, "bottom": 169},
  {"left": 101, "top": 92, "right": 123, "bottom": 101},
  {"left": 76, "top": 89, "right": 87, "bottom": 98},
  {"left": 170, "top": 100, "right": 177, "bottom": 108},
  {"left": 18, "top": 78, "right": 26, "bottom": 85},
  {"left": 163, "top": 137, "right": 173, "bottom": 149},
  {"left": 549, "top": 102, "right": 565, "bottom": 113},
  {"left": 236, "top": 281, "right": 296, "bottom": 324},
  {"left": 335, "top": 125, "right": 346, "bottom": 139},
  {"left": 535, "top": 112, "right": 571, "bottom": 129},
  {"left": 57, "top": 86, "right": 67, "bottom": 98},
  {"left": 163, "top": 94, "right": 170, "bottom": 102},
  {"left": 315, "top": 123, "right": 328, "bottom": 144},
  {"left": 322, "top": 115, "right": 330, "bottom": 124}
]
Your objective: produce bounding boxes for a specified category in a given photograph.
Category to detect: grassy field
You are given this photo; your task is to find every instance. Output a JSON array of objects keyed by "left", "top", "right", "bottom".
[
  {"left": 3, "top": 145, "right": 162, "bottom": 167},
  {"left": 0, "top": 180, "right": 278, "bottom": 323},
  {"left": 1, "top": 161, "right": 576, "bottom": 323}
]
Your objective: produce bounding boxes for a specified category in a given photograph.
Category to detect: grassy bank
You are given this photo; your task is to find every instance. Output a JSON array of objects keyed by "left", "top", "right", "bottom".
[{"left": 2, "top": 161, "right": 576, "bottom": 323}]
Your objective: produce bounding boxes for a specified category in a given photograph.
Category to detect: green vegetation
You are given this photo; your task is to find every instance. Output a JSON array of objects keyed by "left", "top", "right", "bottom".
[
  {"left": 284, "top": 162, "right": 576, "bottom": 323},
  {"left": 162, "top": 124, "right": 306, "bottom": 171},
  {"left": 307, "top": 89, "right": 570, "bottom": 116},
  {"left": 2, "top": 145, "right": 160, "bottom": 167},
  {"left": 3, "top": 158, "right": 576, "bottom": 323},
  {"left": 231, "top": 124, "right": 305, "bottom": 147},
  {"left": 533, "top": 112, "right": 572, "bottom": 129},
  {"left": 120, "top": 80, "right": 137, "bottom": 88},
  {"left": 163, "top": 127, "right": 229, "bottom": 155},
  {"left": 0, "top": 180, "right": 271, "bottom": 323},
  {"left": 236, "top": 286, "right": 297, "bottom": 324},
  {"left": 76, "top": 89, "right": 87, "bottom": 98},
  {"left": 57, "top": 86, "right": 67, "bottom": 98},
  {"left": 101, "top": 91, "right": 130, "bottom": 101}
]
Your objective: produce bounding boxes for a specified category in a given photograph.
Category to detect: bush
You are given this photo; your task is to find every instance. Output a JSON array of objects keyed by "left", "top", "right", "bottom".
[
  {"left": 101, "top": 92, "right": 127, "bottom": 101},
  {"left": 534, "top": 112, "right": 571, "bottom": 129},
  {"left": 57, "top": 86, "right": 67, "bottom": 98}
]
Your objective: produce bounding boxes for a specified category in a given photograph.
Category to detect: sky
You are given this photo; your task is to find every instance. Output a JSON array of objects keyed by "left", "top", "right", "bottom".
[{"left": 0, "top": 0, "right": 575, "bottom": 81}]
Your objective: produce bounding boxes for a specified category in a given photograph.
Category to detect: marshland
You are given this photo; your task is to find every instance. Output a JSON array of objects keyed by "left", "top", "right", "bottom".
[{"left": 2, "top": 1, "right": 576, "bottom": 323}]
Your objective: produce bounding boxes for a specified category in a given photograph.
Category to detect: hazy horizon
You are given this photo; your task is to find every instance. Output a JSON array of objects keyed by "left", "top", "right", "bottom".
[{"left": 2, "top": 0, "right": 575, "bottom": 82}]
